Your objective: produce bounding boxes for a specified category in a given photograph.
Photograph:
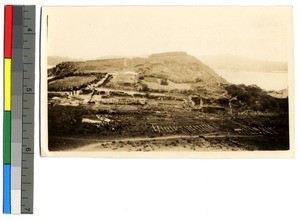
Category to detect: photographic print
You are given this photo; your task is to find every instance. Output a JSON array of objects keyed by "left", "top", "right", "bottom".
[{"left": 40, "top": 6, "right": 294, "bottom": 157}]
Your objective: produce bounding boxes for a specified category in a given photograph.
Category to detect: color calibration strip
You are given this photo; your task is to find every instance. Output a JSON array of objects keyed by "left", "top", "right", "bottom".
[
  {"left": 3, "top": 5, "right": 35, "bottom": 214},
  {"left": 4, "top": 5, "right": 13, "bottom": 214}
]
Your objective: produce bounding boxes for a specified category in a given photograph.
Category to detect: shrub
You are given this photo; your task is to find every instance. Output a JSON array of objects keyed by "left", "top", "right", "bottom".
[{"left": 160, "top": 78, "right": 169, "bottom": 85}]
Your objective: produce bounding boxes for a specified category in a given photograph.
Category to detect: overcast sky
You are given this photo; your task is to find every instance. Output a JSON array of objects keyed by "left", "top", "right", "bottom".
[{"left": 45, "top": 6, "right": 292, "bottom": 62}]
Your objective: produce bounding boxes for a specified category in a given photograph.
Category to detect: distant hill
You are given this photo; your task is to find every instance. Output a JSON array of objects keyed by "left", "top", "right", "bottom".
[
  {"left": 48, "top": 52, "right": 229, "bottom": 95},
  {"left": 268, "top": 88, "right": 288, "bottom": 98},
  {"left": 48, "top": 56, "right": 82, "bottom": 67},
  {"left": 199, "top": 54, "right": 288, "bottom": 72}
]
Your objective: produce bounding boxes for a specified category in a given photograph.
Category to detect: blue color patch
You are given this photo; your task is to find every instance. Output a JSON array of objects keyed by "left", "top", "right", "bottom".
[{"left": 3, "top": 164, "right": 11, "bottom": 214}]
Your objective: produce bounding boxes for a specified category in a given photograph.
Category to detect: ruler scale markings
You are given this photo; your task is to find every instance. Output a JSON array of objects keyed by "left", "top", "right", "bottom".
[{"left": 21, "top": 5, "right": 35, "bottom": 214}]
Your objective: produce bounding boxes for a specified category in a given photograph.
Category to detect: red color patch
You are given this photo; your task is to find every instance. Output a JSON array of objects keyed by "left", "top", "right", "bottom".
[{"left": 4, "top": 5, "right": 13, "bottom": 58}]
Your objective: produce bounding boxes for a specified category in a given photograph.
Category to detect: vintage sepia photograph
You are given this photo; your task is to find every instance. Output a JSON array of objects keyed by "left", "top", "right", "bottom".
[{"left": 41, "top": 6, "right": 294, "bottom": 157}]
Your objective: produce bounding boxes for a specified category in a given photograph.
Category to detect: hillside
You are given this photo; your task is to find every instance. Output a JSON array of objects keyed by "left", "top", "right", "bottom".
[
  {"left": 48, "top": 56, "right": 82, "bottom": 67},
  {"left": 48, "top": 52, "right": 228, "bottom": 84},
  {"left": 48, "top": 51, "right": 289, "bottom": 114},
  {"left": 48, "top": 52, "right": 231, "bottom": 98},
  {"left": 268, "top": 88, "right": 288, "bottom": 98}
]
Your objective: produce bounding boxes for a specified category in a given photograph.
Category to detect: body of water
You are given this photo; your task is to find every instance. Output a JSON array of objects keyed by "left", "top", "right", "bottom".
[{"left": 216, "top": 69, "right": 288, "bottom": 91}]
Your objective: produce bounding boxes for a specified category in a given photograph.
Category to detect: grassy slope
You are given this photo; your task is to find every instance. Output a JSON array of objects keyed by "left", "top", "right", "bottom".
[{"left": 49, "top": 52, "right": 228, "bottom": 85}]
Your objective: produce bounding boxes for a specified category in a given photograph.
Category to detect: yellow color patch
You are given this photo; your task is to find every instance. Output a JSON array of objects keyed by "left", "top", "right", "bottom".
[{"left": 4, "top": 58, "right": 11, "bottom": 111}]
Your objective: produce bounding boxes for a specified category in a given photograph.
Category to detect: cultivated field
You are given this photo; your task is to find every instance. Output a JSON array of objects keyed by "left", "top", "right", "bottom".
[
  {"left": 48, "top": 104, "right": 289, "bottom": 152},
  {"left": 48, "top": 75, "right": 101, "bottom": 91}
]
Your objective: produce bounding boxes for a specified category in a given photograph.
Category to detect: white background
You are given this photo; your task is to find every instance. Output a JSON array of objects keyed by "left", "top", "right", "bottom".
[{"left": 0, "top": 0, "right": 299, "bottom": 220}]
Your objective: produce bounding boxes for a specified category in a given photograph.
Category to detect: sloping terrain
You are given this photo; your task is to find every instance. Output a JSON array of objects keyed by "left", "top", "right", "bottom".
[
  {"left": 48, "top": 51, "right": 288, "bottom": 110},
  {"left": 48, "top": 56, "right": 81, "bottom": 67},
  {"left": 48, "top": 52, "right": 227, "bottom": 84},
  {"left": 48, "top": 52, "right": 230, "bottom": 98},
  {"left": 268, "top": 88, "right": 288, "bottom": 99}
]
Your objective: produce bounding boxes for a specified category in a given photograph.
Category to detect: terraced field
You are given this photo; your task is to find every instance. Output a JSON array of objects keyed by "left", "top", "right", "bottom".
[{"left": 48, "top": 75, "right": 99, "bottom": 91}]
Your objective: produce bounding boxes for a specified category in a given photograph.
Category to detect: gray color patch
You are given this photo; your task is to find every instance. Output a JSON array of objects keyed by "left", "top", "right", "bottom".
[
  {"left": 11, "top": 167, "right": 22, "bottom": 189},
  {"left": 11, "top": 119, "right": 22, "bottom": 141},
  {"left": 12, "top": 49, "right": 23, "bottom": 71},
  {"left": 12, "top": 95, "right": 22, "bottom": 116},
  {"left": 12, "top": 71, "right": 23, "bottom": 95}
]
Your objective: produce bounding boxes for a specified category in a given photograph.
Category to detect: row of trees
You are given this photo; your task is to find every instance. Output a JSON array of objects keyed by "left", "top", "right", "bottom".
[{"left": 225, "top": 84, "right": 288, "bottom": 112}]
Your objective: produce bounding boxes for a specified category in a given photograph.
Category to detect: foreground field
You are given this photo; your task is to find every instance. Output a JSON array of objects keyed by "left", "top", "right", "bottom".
[{"left": 48, "top": 105, "right": 289, "bottom": 152}]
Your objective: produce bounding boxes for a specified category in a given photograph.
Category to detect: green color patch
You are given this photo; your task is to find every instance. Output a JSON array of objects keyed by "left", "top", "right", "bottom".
[{"left": 3, "top": 111, "right": 11, "bottom": 164}]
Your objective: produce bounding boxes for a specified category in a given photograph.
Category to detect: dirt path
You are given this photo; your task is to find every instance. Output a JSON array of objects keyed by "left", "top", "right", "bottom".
[
  {"left": 58, "top": 133, "right": 258, "bottom": 152},
  {"left": 54, "top": 133, "right": 261, "bottom": 143}
]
